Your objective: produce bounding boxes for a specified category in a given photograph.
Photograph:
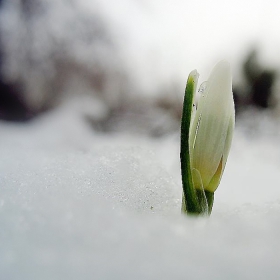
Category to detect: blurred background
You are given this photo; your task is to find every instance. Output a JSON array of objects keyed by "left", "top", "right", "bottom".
[{"left": 1, "top": 0, "right": 280, "bottom": 135}]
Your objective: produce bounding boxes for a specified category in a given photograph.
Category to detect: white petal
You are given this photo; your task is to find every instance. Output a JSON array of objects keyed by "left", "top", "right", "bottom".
[{"left": 189, "top": 61, "right": 234, "bottom": 190}]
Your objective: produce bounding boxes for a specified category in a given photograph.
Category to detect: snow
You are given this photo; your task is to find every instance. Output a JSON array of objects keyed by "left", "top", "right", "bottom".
[{"left": 1, "top": 98, "right": 280, "bottom": 280}]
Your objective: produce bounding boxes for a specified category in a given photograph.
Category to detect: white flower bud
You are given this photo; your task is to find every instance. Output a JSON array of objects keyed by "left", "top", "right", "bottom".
[{"left": 189, "top": 61, "right": 235, "bottom": 193}]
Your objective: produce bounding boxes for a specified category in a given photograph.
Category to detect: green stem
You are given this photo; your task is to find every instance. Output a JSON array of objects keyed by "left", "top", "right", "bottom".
[
  {"left": 196, "top": 189, "right": 214, "bottom": 215},
  {"left": 205, "top": 190, "right": 214, "bottom": 214},
  {"left": 180, "top": 71, "right": 201, "bottom": 214}
]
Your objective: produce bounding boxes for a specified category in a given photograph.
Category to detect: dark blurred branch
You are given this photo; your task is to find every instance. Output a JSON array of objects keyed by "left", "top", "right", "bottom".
[{"left": 234, "top": 49, "right": 277, "bottom": 112}]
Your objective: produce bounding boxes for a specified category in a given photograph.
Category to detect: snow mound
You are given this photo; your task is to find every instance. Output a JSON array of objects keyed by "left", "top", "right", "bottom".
[{"left": 1, "top": 103, "right": 280, "bottom": 279}]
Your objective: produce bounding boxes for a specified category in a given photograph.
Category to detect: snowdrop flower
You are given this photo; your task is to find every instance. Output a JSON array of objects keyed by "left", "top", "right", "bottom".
[
  {"left": 181, "top": 61, "right": 235, "bottom": 215},
  {"left": 190, "top": 61, "right": 234, "bottom": 192}
]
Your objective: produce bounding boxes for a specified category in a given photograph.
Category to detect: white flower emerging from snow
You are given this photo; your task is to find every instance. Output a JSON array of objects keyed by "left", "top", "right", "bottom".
[
  {"left": 189, "top": 60, "right": 235, "bottom": 193},
  {"left": 180, "top": 60, "right": 235, "bottom": 215}
]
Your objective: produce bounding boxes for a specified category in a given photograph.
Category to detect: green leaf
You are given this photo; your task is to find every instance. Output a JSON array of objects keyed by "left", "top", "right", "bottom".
[{"left": 180, "top": 70, "right": 202, "bottom": 214}]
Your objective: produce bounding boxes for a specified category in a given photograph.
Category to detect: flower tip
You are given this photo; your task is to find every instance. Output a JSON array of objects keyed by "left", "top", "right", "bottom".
[
  {"left": 207, "top": 60, "right": 232, "bottom": 94},
  {"left": 218, "top": 59, "right": 230, "bottom": 65},
  {"left": 213, "top": 60, "right": 231, "bottom": 77}
]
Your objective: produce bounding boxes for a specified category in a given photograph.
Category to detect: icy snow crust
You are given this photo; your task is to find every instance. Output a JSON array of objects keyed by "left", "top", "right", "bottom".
[{"left": 1, "top": 101, "right": 280, "bottom": 280}]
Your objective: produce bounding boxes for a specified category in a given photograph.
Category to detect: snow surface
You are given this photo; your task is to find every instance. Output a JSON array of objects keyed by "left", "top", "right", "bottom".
[{"left": 1, "top": 97, "right": 280, "bottom": 280}]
